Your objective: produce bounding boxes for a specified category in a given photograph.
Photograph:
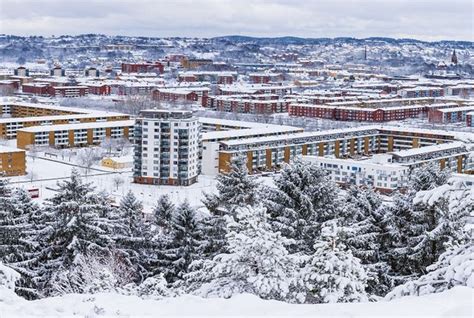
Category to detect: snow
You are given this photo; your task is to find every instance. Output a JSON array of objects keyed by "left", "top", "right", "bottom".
[
  {"left": 9, "top": 153, "right": 217, "bottom": 212},
  {"left": 17, "top": 119, "right": 135, "bottom": 133},
  {"left": 0, "top": 286, "right": 471, "bottom": 317}
]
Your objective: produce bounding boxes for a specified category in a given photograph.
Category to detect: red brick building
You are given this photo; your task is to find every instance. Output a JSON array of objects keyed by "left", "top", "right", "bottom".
[
  {"left": 121, "top": 62, "right": 164, "bottom": 74},
  {"left": 152, "top": 88, "right": 209, "bottom": 106},
  {"left": 87, "top": 83, "right": 111, "bottom": 95},
  {"left": 289, "top": 102, "right": 463, "bottom": 122},
  {"left": 22, "top": 83, "right": 50, "bottom": 95},
  {"left": 467, "top": 112, "right": 473, "bottom": 127},
  {"left": 48, "top": 86, "right": 88, "bottom": 97}
]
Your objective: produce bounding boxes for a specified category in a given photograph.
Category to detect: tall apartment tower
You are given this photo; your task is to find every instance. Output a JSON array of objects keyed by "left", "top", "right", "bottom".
[{"left": 133, "top": 109, "right": 201, "bottom": 186}]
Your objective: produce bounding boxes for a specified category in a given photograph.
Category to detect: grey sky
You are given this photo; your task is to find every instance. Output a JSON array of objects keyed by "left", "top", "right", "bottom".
[{"left": 0, "top": 0, "right": 472, "bottom": 41}]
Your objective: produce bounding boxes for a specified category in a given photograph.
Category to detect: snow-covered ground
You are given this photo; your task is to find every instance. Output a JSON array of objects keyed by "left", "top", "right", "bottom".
[
  {"left": 0, "top": 287, "right": 472, "bottom": 317},
  {"left": 8, "top": 152, "right": 218, "bottom": 212}
]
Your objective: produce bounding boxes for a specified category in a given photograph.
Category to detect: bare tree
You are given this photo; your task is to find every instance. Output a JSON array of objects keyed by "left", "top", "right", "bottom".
[
  {"left": 77, "top": 147, "right": 100, "bottom": 175},
  {"left": 26, "top": 144, "right": 40, "bottom": 162},
  {"left": 112, "top": 175, "right": 125, "bottom": 191},
  {"left": 28, "top": 169, "right": 37, "bottom": 183}
]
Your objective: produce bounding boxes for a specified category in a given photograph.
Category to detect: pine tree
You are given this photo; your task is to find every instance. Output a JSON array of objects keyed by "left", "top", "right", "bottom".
[
  {"left": 295, "top": 221, "right": 368, "bottom": 304},
  {"left": 265, "top": 159, "right": 341, "bottom": 253},
  {"left": 341, "top": 186, "right": 393, "bottom": 297},
  {"left": 203, "top": 155, "right": 259, "bottom": 215},
  {"left": 384, "top": 164, "right": 459, "bottom": 283},
  {"left": 160, "top": 200, "right": 202, "bottom": 283},
  {"left": 185, "top": 205, "right": 297, "bottom": 301},
  {"left": 386, "top": 243, "right": 473, "bottom": 299},
  {"left": 115, "top": 191, "right": 151, "bottom": 282},
  {"left": 0, "top": 188, "right": 43, "bottom": 298},
  {"left": 36, "top": 169, "right": 116, "bottom": 296},
  {"left": 153, "top": 194, "right": 175, "bottom": 233}
]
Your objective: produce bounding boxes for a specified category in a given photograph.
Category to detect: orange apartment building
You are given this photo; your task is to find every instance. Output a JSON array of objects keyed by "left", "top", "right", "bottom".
[{"left": 0, "top": 146, "right": 26, "bottom": 176}]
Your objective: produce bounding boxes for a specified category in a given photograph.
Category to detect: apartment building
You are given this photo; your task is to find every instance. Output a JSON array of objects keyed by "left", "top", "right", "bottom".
[
  {"left": 121, "top": 62, "right": 164, "bottom": 74},
  {"left": 0, "top": 146, "right": 26, "bottom": 176},
  {"left": 428, "top": 105, "right": 474, "bottom": 124},
  {"left": 304, "top": 154, "right": 409, "bottom": 193},
  {"left": 48, "top": 86, "right": 89, "bottom": 97},
  {"left": 208, "top": 95, "right": 290, "bottom": 114},
  {"left": 289, "top": 100, "right": 463, "bottom": 122},
  {"left": 16, "top": 120, "right": 135, "bottom": 149},
  {"left": 134, "top": 110, "right": 201, "bottom": 186},
  {"left": 213, "top": 126, "right": 472, "bottom": 175},
  {"left": 152, "top": 88, "right": 210, "bottom": 107},
  {"left": 467, "top": 112, "right": 474, "bottom": 127},
  {"left": 0, "top": 101, "right": 130, "bottom": 139}
]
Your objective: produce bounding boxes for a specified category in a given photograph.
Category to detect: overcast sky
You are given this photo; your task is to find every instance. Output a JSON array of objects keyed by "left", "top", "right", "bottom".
[{"left": 0, "top": 0, "right": 472, "bottom": 41}]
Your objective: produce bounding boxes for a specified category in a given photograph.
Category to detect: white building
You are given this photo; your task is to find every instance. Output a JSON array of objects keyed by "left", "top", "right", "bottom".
[
  {"left": 133, "top": 109, "right": 201, "bottom": 186},
  {"left": 304, "top": 154, "right": 410, "bottom": 193}
]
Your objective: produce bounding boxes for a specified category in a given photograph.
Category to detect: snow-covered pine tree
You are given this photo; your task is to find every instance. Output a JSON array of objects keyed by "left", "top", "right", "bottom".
[
  {"left": 408, "top": 163, "right": 451, "bottom": 194},
  {"left": 198, "top": 212, "right": 228, "bottom": 259},
  {"left": 384, "top": 163, "right": 456, "bottom": 282},
  {"left": 35, "top": 169, "right": 116, "bottom": 296},
  {"left": 407, "top": 176, "right": 471, "bottom": 276},
  {"left": 153, "top": 194, "right": 175, "bottom": 233},
  {"left": 264, "top": 158, "right": 340, "bottom": 253},
  {"left": 202, "top": 155, "right": 259, "bottom": 215},
  {"left": 185, "top": 205, "right": 297, "bottom": 302},
  {"left": 0, "top": 188, "right": 43, "bottom": 299},
  {"left": 160, "top": 200, "right": 202, "bottom": 283},
  {"left": 295, "top": 221, "right": 368, "bottom": 304},
  {"left": 114, "top": 190, "right": 151, "bottom": 282},
  {"left": 385, "top": 243, "right": 473, "bottom": 299},
  {"left": 341, "top": 186, "right": 393, "bottom": 297}
]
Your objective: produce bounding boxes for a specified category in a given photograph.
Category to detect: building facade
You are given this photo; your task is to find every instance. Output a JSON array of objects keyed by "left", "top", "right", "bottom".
[
  {"left": 134, "top": 110, "right": 201, "bottom": 186},
  {"left": 0, "top": 146, "right": 26, "bottom": 176}
]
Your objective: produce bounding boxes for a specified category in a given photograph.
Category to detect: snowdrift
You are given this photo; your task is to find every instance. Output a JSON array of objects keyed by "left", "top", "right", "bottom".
[{"left": 0, "top": 286, "right": 472, "bottom": 317}]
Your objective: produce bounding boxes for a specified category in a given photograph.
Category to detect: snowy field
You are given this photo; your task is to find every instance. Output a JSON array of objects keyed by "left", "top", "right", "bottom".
[
  {"left": 8, "top": 152, "right": 218, "bottom": 213},
  {"left": 0, "top": 287, "right": 472, "bottom": 317}
]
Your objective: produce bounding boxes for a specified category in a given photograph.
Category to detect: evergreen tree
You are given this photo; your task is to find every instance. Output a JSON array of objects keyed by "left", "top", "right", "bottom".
[
  {"left": 295, "top": 221, "right": 368, "bottom": 304},
  {"left": 0, "top": 188, "right": 43, "bottom": 298},
  {"left": 203, "top": 155, "right": 259, "bottom": 215},
  {"left": 386, "top": 243, "right": 473, "bottom": 299},
  {"left": 153, "top": 194, "right": 175, "bottom": 232},
  {"left": 265, "top": 159, "right": 340, "bottom": 253},
  {"left": 115, "top": 191, "right": 151, "bottom": 282},
  {"left": 160, "top": 200, "right": 202, "bottom": 283},
  {"left": 341, "top": 186, "right": 393, "bottom": 297},
  {"left": 185, "top": 205, "right": 297, "bottom": 301},
  {"left": 35, "top": 169, "right": 115, "bottom": 296},
  {"left": 384, "top": 164, "right": 459, "bottom": 283}
]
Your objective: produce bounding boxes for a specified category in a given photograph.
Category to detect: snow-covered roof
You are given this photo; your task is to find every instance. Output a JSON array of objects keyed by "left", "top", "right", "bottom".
[
  {"left": 391, "top": 141, "right": 466, "bottom": 158},
  {"left": 17, "top": 119, "right": 135, "bottom": 133},
  {"left": 435, "top": 106, "right": 474, "bottom": 113},
  {"left": 203, "top": 126, "right": 302, "bottom": 141},
  {"left": 0, "top": 145, "right": 25, "bottom": 154}
]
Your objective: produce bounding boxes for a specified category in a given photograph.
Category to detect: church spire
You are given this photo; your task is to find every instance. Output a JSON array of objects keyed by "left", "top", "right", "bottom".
[{"left": 451, "top": 49, "right": 458, "bottom": 65}]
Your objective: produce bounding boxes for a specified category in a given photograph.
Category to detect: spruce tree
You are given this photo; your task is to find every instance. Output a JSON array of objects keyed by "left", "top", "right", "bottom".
[
  {"left": 265, "top": 159, "right": 340, "bottom": 253},
  {"left": 341, "top": 186, "right": 393, "bottom": 297},
  {"left": 202, "top": 155, "right": 259, "bottom": 215},
  {"left": 36, "top": 169, "right": 115, "bottom": 296},
  {"left": 386, "top": 243, "right": 474, "bottom": 299},
  {"left": 384, "top": 164, "right": 457, "bottom": 283},
  {"left": 185, "top": 205, "right": 297, "bottom": 301},
  {"left": 115, "top": 191, "right": 151, "bottom": 282},
  {"left": 295, "top": 221, "right": 368, "bottom": 304},
  {"left": 153, "top": 194, "right": 175, "bottom": 233},
  {"left": 160, "top": 200, "right": 202, "bottom": 283},
  {"left": 0, "top": 188, "right": 43, "bottom": 299}
]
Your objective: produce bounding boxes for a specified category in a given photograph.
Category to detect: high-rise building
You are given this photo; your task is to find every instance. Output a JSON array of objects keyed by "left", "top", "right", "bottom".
[{"left": 133, "top": 109, "right": 201, "bottom": 186}]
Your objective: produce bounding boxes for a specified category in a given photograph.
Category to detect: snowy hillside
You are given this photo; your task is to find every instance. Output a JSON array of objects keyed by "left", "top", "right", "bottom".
[{"left": 0, "top": 286, "right": 472, "bottom": 317}]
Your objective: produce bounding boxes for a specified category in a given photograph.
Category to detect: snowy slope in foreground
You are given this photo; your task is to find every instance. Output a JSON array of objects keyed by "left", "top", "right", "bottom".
[{"left": 1, "top": 287, "right": 472, "bottom": 317}]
